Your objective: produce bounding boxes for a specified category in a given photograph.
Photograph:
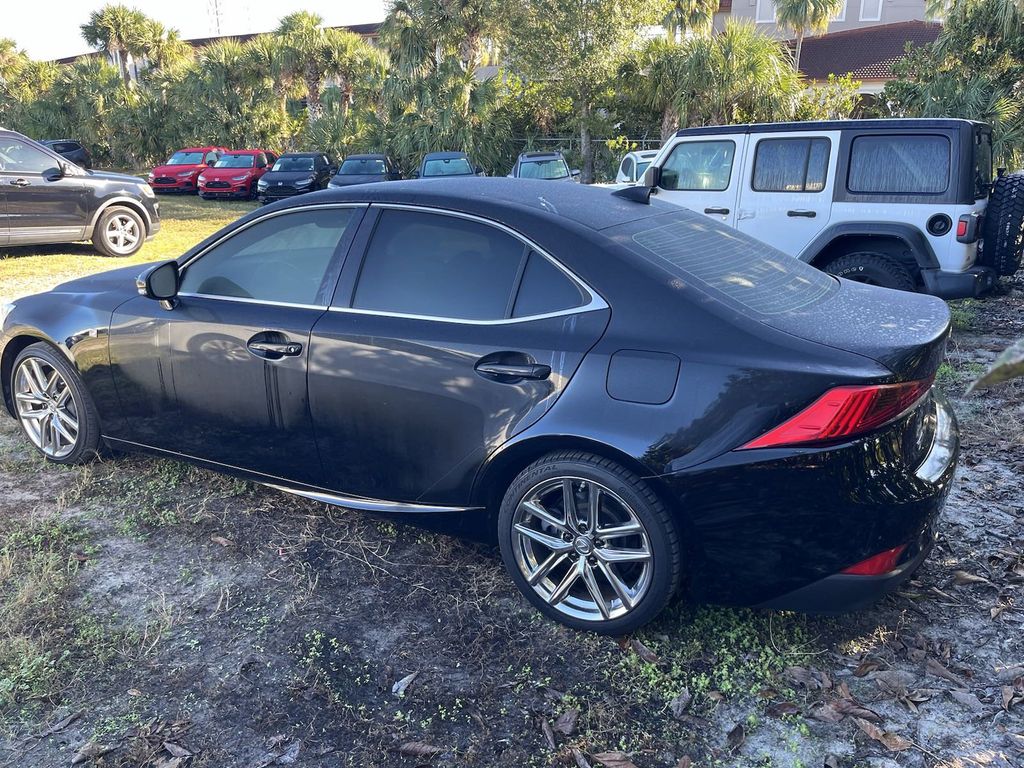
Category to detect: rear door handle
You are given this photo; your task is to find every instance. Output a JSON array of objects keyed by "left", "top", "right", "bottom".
[
  {"left": 787, "top": 209, "right": 817, "bottom": 218},
  {"left": 704, "top": 207, "right": 730, "bottom": 215},
  {"left": 9, "top": 178, "right": 30, "bottom": 187},
  {"left": 247, "top": 339, "right": 303, "bottom": 359},
  {"left": 475, "top": 362, "right": 551, "bottom": 381}
]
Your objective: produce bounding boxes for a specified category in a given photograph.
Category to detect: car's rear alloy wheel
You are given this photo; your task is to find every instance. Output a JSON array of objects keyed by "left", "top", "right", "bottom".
[
  {"left": 499, "top": 452, "right": 682, "bottom": 634},
  {"left": 94, "top": 206, "right": 146, "bottom": 257},
  {"left": 12, "top": 344, "right": 100, "bottom": 464}
]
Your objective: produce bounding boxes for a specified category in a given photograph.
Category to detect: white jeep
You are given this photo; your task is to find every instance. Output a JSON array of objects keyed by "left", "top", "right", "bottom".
[{"left": 642, "top": 119, "right": 1023, "bottom": 298}]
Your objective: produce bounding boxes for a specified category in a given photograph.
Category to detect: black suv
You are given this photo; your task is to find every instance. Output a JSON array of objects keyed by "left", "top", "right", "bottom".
[
  {"left": 0, "top": 129, "right": 160, "bottom": 257},
  {"left": 40, "top": 139, "right": 92, "bottom": 169},
  {"left": 508, "top": 151, "right": 579, "bottom": 181}
]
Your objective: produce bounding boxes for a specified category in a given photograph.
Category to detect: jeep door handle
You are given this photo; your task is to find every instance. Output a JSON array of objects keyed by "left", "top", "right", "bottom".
[
  {"left": 787, "top": 209, "right": 817, "bottom": 218},
  {"left": 247, "top": 339, "right": 303, "bottom": 359},
  {"left": 475, "top": 362, "right": 551, "bottom": 381},
  {"left": 9, "top": 178, "right": 30, "bottom": 187},
  {"left": 704, "top": 207, "right": 730, "bottom": 215}
]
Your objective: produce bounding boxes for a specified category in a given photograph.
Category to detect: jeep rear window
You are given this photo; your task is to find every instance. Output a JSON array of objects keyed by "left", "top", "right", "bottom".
[
  {"left": 617, "top": 212, "right": 838, "bottom": 316},
  {"left": 974, "top": 130, "right": 993, "bottom": 199},
  {"left": 848, "top": 135, "right": 949, "bottom": 194}
]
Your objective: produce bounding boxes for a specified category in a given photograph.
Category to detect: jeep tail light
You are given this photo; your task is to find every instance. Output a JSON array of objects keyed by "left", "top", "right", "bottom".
[
  {"left": 957, "top": 213, "right": 980, "bottom": 243},
  {"left": 740, "top": 377, "right": 934, "bottom": 450},
  {"left": 841, "top": 544, "right": 907, "bottom": 575},
  {"left": 956, "top": 219, "right": 968, "bottom": 238}
]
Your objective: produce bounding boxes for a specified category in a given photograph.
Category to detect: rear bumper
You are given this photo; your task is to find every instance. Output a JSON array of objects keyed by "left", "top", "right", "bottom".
[{"left": 921, "top": 266, "right": 998, "bottom": 299}]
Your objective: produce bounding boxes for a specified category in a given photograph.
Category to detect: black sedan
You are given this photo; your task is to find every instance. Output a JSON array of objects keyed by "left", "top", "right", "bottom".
[
  {"left": 257, "top": 152, "right": 334, "bottom": 204},
  {"left": 0, "top": 179, "right": 957, "bottom": 634},
  {"left": 328, "top": 154, "right": 401, "bottom": 187}
]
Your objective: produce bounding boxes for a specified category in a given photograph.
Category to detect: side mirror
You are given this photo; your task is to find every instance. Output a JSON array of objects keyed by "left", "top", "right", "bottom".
[
  {"left": 640, "top": 165, "right": 661, "bottom": 188},
  {"left": 571, "top": 169, "right": 581, "bottom": 179},
  {"left": 410, "top": 171, "right": 420, "bottom": 179},
  {"left": 43, "top": 165, "right": 66, "bottom": 181},
  {"left": 137, "top": 260, "right": 179, "bottom": 302}
]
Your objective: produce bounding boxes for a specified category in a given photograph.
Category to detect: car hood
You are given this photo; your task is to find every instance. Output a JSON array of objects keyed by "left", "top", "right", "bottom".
[
  {"left": 261, "top": 171, "right": 317, "bottom": 185},
  {"left": 54, "top": 263, "right": 150, "bottom": 296},
  {"left": 202, "top": 167, "right": 255, "bottom": 179},
  {"left": 151, "top": 164, "right": 201, "bottom": 176},
  {"left": 85, "top": 170, "right": 147, "bottom": 186},
  {"left": 330, "top": 174, "right": 387, "bottom": 186}
]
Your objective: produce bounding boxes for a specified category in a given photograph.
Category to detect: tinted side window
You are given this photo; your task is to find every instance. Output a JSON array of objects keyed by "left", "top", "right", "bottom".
[
  {"left": 352, "top": 210, "right": 526, "bottom": 320},
  {"left": 848, "top": 135, "right": 950, "bottom": 194},
  {"left": 659, "top": 140, "right": 735, "bottom": 192},
  {"left": 752, "top": 138, "right": 831, "bottom": 192},
  {"left": 621, "top": 157, "right": 634, "bottom": 180},
  {"left": 180, "top": 208, "right": 355, "bottom": 305},
  {"left": 0, "top": 139, "right": 59, "bottom": 174},
  {"left": 512, "top": 252, "right": 586, "bottom": 318}
]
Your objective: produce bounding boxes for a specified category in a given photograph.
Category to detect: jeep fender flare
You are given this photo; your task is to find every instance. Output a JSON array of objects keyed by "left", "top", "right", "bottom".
[{"left": 798, "top": 223, "right": 939, "bottom": 271}]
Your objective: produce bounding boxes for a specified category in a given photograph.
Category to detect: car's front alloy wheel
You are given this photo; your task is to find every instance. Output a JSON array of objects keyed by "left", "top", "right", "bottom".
[
  {"left": 12, "top": 344, "right": 100, "bottom": 464},
  {"left": 499, "top": 452, "right": 682, "bottom": 634}
]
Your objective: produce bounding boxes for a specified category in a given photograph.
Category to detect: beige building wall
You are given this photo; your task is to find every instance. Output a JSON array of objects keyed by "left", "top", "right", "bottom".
[{"left": 715, "top": 0, "right": 927, "bottom": 37}]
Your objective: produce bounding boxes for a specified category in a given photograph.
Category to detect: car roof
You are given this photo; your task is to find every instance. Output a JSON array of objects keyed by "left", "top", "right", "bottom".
[
  {"left": 423, "top": 151, "right": 469, "bottom": 160},
  {"left": 519, "top": 151, "right": 563, "bottom": 159},
  {"left": 279, "top": 152, "right": 321, "bottom": 157},
  {"left": 345, "top": 153, "right": 388, "bottom": 160},
  {"left": 41, "top": 139, "right": 79, "bottom": 144},
  {"left": 223, "top": 149, "right": 266, "bottom": 155},
  {"left": 292, "top": 177, "right": 674, "bottom": 232},
  {"left": 673, "top": 118, "right": 987, "bottom": 138},
  {"left": 631, "top": 150, "right": 659, "bottom": 157}
]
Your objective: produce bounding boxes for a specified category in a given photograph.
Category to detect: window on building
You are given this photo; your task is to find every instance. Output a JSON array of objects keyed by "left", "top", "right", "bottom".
[{"left": 859, "top": 0, "right": 883, "bottom": 20}]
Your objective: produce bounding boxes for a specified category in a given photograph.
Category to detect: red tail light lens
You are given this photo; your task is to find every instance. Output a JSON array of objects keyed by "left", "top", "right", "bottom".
[
  {"left": 841, "top": 544, "right": 907, "bottom": 575},
  {"left": 956, "top": 219, "right": 968, "bottom": 238},
  {"left": 741, "top": 377, "right": 934, "bottom": 450}
]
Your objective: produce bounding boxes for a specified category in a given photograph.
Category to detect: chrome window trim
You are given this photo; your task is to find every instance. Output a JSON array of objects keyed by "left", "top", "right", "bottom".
[
  {"left": 175, "top": 292, "right": 328, "bottom": 311},
  {"left": 335, "top": 202, "right": 609, "bottom": 325}
]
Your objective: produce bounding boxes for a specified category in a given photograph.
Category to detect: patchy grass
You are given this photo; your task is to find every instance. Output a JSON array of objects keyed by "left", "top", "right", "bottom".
[{"left": 0, "top": 195, "right": 256, "bottom": 304}]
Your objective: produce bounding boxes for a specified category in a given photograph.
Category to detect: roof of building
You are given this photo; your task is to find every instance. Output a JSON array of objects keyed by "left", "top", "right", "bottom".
[{"left": 796, "top": 20, "right": 941, "bottom": 81}]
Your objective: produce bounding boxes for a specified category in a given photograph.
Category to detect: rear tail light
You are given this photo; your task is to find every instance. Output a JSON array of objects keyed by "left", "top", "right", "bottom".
[
  {"left": 956, "top": 219, "right": 968, "bottom": 238},
  {"left": 841, "top": 544, "right": 907, "bottom": 575},
  {"left": 956, "top": 213, "right": 981, "bottom": 243},
  {"left": 740, "top": 377, "right": 934, "bottom": 450}
]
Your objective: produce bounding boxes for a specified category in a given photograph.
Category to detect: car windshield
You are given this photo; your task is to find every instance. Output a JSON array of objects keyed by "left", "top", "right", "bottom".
[
  {"left": 273, "top": 156, "right": 315, "bottom": 172},
  {"left": 340, "top": 158, "right": 386, "bottom": 174},
  {"left": 215, "top": 154, "right": 255, "bottom": 169},
  {"left": 167, "top": 151, "right": 205, "bottom": 165},
  {"left": 518, "top": 159, "right": 568, "bottom": 180},
  {"left": 422, "top": 157, "right": 473, "bottom": 176}
]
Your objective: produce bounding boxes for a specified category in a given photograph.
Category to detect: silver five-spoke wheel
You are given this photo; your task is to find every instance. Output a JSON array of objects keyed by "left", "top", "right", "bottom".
[
  {"left": 14, "top": 356, "right": 80, "bottom": 459},
  {"left": 103, "top": 213, "right": 141, "bottom": 255},
  {"left": 512, "top": 476, "right": 654, "bottom": 622}
]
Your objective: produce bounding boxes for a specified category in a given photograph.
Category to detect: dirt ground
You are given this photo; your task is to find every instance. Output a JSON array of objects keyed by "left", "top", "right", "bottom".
[{"left": 0, "top": 274, "right": 1021, "bottom": 768}]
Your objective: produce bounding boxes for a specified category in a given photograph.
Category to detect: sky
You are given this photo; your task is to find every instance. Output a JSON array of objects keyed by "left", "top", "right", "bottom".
[{"left": 7, "top": 0, "right": 389, "bottom": 60}]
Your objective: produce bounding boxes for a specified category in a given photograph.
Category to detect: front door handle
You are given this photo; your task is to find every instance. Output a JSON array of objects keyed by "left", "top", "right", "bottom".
[
  {"left": 247, "top": 338, "right": 303, "bottom": 359},
  {"left": 704, "top": 207, "right": 730, "bottom": 215},
  {"left": 475, "top": 362, "right": 551, "bottom": 381},
  {"left": 9, "top": 178, "right": 30, "bottom": 187},
  {"left": 787, "top": 209, "right": 817, "bottom": 218}
]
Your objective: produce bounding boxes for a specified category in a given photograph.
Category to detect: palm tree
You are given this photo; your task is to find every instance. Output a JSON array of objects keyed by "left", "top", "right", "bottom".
[
  {"left": 142, "top": 21, "right": 193, "bottom": 72},
  {"left": 774, "top": 0, "right": 844, "bottom": 70},
  {"left": 662, "top": 0, "right": 719, "bottom": 39},
  {"left": 245, "top": 34, "right": 298, "bottom": 119},
  {"left": 80, "top": 4, "right": 151, "bottom": 85}
]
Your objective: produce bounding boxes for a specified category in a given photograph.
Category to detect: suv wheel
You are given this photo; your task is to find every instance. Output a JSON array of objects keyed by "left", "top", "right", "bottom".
[
  {"left": 498, "top": 451, "right": 682, "bottom": 635},
  {"left": 980, "top": 171, "right": 1024, "bottom": 276},
  {"left": 93, "top": 205, "right": 146, "bottom": 257},
  {"left": 825, "top": 252, "right": 916, "bottom": 292}
]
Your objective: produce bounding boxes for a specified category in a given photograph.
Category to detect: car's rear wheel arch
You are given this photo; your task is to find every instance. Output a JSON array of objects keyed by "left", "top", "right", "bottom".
[{"left": 810, "top": 234, "right": 922, "bottom": 281}]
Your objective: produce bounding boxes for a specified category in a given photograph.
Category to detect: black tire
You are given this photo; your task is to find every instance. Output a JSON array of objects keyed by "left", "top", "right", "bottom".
[
  {"left": 497, "top": 451, "right": 683, "bottom": 635},
  {"left": 980, "top": 171, "right": 1024, "bottom": 276},
  {"left": 11, "top": 343, "right": 101, "bottom": 464},
  {"left": 92, "top": 205, "right": 146, "bottom": 258},
  {"left": 825, "top": 252, "right": 916, "bottom": 292}
]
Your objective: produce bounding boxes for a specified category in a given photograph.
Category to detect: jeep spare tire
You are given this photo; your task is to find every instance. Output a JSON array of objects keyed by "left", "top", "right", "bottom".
[
  {"left": 825, "top": 252, "right": 916, "bottom": 292},
  {"left": 980, "top": 171, "right": 1024, "bottom": 276}
]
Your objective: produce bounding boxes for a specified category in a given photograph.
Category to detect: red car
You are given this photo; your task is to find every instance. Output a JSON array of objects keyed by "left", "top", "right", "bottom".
[
  {"left": 198, "top": 149, "right": 278, "bottom": 200},
  {"left": 148, "top": 146, "right": 228, "bottom": 193}
]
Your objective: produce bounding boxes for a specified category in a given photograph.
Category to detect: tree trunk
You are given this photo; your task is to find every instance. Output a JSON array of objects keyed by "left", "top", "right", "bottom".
[
  {"left": 661, "top": 104, "right": 680, "bottom": 141},
  {"left": 794, "top": 32, "right": 804, "bottom": 72},
  {"left": 116, "top": 47, "right": 130, "bottom": 85},
  {"left": 306, "top": 70, "right": 322, "bottom": 120},
  {"left": 580, "top": 103, "right": 593, "bottom": 185}
]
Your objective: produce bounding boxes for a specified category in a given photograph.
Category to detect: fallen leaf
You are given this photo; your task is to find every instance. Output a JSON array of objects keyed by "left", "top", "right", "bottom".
[
  {"left": 669, "top": 688, "right": 692, "bottom": 719},
  {"left": 210, "top": 535, "right": 233, "bottom": 547},
  {"left": 824, "top": 756, "right": 840, "bottom": 768},
  {"left": 949, "top": 689, "right": 984, "bottom": 712},
  {"left": 853, "top": 717, "right": 913, "bottom": 752},
  {"left": 592, "top": 751, "right": 639, "bottom": 768},
  {"left": 163, "top": 742, "right": 192, "bottom": 758},
  {"left": 72, "top": 743, "right": 115, "bottom": 765},
  {"left": 276, "top": 741, "right": 301, "bottom": 765},
  {"left": 766, "top": 702, "right": 799, "bottom": 718},
  {"left": 570, "top": 747, "right": 592, "bottom": 768},
  {"left": 127, "top": 688, "right": 143, "bottom": 697},
  {"left": 35, "top": 710, "right": 83, "bottom": 738},
  {"left": 553, "top": 708, "right": 578, "bottom": 736},
  {"left": 810, "top": 702, "right": 845, "bottom": 723},
  {"left": 706, "top": 691, "right": 725, "bottom": 703},
  {"left": 726, "top": 723, "right": 745, "bottom": 752},
  {"left": 785, "top": 666, "right": 825, "bottom": 690},
  {"left": 853, "top": 659, "right": 881, "bottom": 677},
  {"left": 392, "top": 672, "right": 418, "bottom": 697},
  {"left": 926, "top": 657, "right": 965, "bottom": 686},
  {"left": 953, "top": 570, "right": 990, "bottom": 586},
  {"left": 675, "top": 758, "right": 692, "bottom": 768},
  {"left": 1003, "top": 686, "right": 1015, "bottom": 711},
  {"left": 398, "top": 742, "right": 443, "bottom": 757},
  {"left": 541, "top": 718, "right": 556, "bottom": 750},
  {"left": 630, "top": 637, "right": 659, "bottom": 664}
]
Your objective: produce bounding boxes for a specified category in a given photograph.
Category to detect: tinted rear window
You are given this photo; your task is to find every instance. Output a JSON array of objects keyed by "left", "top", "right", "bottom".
[
  {"left": 848, "top": 135, "right": 950, "bottom": 194},
  {"left": 619, "top": 213, "right": 837, "bottom": 316}
]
